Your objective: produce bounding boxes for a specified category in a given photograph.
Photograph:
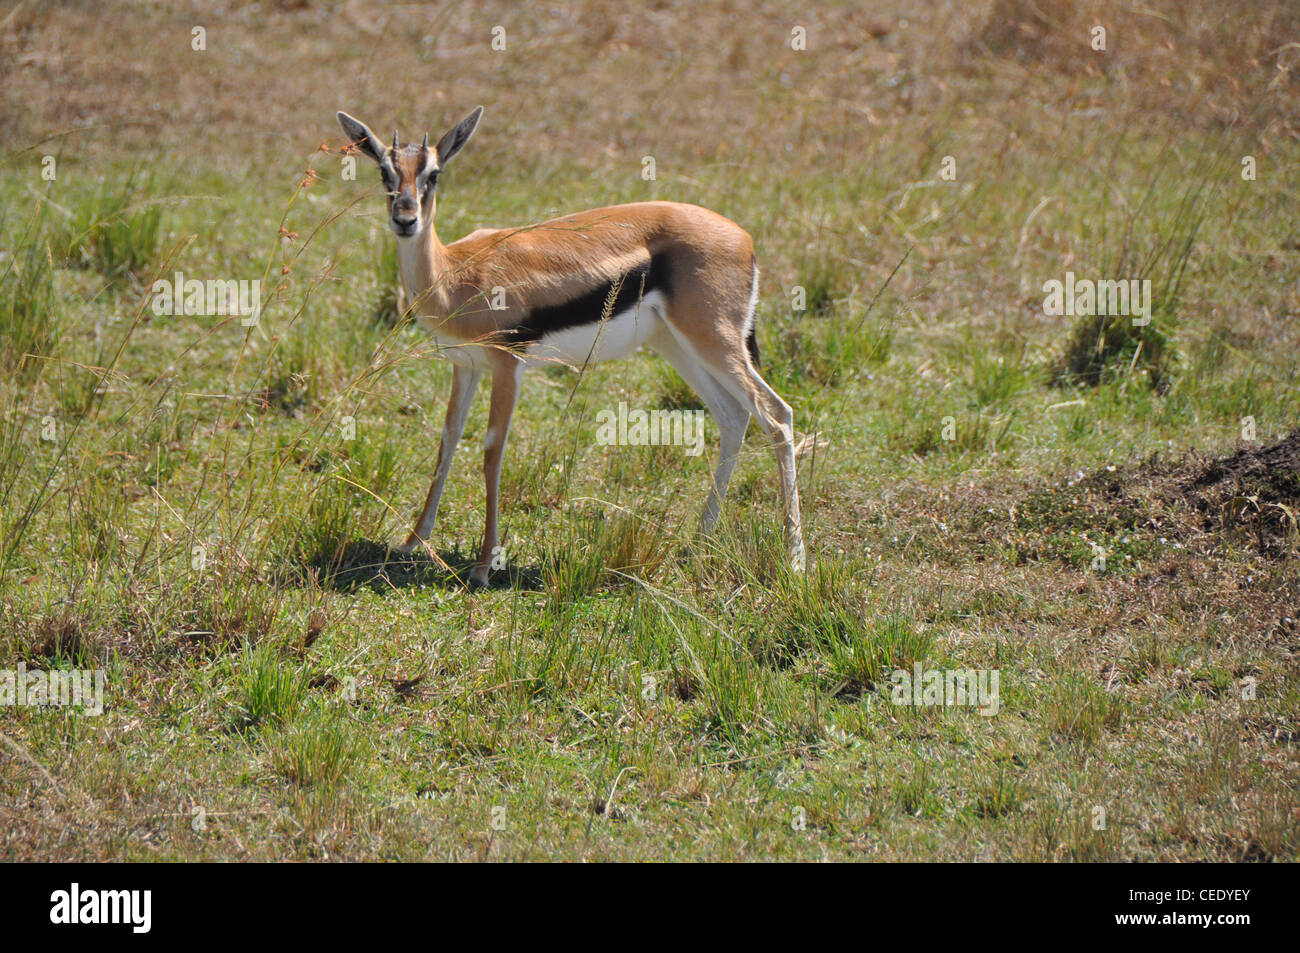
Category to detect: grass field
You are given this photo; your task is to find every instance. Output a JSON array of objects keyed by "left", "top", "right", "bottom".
[{"left": 1, "top": 0, "right": 1298, "bottom": 861}]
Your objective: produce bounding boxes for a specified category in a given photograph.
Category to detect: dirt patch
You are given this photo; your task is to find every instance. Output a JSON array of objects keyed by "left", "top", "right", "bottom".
[
  {"left": 965, "top": 430, "right": 1300, "bottom": 567},
  {"left": 9, "top": 611, "right": 136, "bottom": 667},
  {"left": 1170, "top": 430, "right": 1300, "bottom": 558}
]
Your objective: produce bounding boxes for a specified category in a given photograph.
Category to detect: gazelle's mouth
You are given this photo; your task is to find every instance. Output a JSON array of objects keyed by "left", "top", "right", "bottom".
[{"left": 391, "top": 218, "right": 418, "bottom": 237}]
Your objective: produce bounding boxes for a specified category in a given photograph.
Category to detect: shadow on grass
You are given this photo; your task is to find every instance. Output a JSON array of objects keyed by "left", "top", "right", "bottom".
[{"left": 284, "top": 538, "right": 544, "bottom": 593}]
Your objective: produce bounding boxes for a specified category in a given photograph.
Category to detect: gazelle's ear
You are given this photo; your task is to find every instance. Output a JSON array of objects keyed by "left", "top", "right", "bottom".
[
  {"left": 434, "top": 106, "right": 483, "bottom": 167},
  {"left": 336, "top": 111, "right": 387, "bottom": 164}
]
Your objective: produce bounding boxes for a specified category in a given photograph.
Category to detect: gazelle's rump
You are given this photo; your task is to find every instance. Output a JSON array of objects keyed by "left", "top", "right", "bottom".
[{"left": 337, "top": 108, "right": 804, "bottom": 586}]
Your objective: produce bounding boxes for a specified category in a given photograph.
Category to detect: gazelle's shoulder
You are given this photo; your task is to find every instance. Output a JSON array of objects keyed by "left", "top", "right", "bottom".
[{"left": 444, "top": 226, "right": 507, "bottom": 253}]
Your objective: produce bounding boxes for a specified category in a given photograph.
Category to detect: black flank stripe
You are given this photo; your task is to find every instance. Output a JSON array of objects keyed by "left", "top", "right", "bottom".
[{"left": 501, "top": 253, "right": 670, "bottom": 347}]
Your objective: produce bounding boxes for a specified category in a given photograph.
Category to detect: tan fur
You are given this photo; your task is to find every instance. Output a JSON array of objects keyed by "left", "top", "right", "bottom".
[{"left": 399, "top": 201, "right": 751, "bottom": 352}]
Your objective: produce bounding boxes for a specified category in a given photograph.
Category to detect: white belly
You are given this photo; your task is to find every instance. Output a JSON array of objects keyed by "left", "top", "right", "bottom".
[
  {"left": 423, "top": 324, "right": 493, "bottom": 369},
  {"left": 524, "top": 291, "right": 665, "bottom": 369}
]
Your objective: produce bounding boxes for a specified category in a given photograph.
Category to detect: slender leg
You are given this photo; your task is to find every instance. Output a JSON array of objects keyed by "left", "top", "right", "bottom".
[
  {"left": 470, "top": 356, "right": 522, "bottom": 588},
  {"left": 743, "top": 366, "right": 805, "bottom": 571},
  {"left": 396, "top": 362, "right": 481, "bottom": 553},
  {"left": 670, "top": 327, "right": 805, "bottom": 571},
  {"left": 651, "top": 329, "right": 750, "bottom": 533}
]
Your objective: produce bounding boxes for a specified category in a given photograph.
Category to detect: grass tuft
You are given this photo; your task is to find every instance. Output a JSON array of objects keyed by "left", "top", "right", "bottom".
[
  {"left": 0, "top": 238, "right": 59, "bottom": 382},
  {"left": 60, "top": 170, "right": 163, "bottom": 282}
]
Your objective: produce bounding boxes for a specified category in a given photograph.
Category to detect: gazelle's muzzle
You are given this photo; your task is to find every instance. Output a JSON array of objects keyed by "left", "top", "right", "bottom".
[{"left": 390, "top": 191, "right": 420, "bottom": 236}]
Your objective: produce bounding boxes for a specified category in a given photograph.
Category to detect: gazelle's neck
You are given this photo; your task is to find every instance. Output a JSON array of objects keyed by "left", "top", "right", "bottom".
[{"left": 395, "top": 224, "right": 452, "bottom": 315}]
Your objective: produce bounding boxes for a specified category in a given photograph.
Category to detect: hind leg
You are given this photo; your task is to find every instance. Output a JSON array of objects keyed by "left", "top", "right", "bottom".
[
  {"left": 664, "top": 324, "right": 805, "bottom": 571},
  {"left": 650, "top": 329, "right": 750, "bottom": 532}
]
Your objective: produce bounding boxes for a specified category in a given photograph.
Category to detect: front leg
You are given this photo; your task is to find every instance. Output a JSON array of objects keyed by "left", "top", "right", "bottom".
[
  {"left": 470, "top": 356, "right": 522, "bottom": 588},
  {"left": 396, "top": 362, "right": 481, "bottom": 554}
]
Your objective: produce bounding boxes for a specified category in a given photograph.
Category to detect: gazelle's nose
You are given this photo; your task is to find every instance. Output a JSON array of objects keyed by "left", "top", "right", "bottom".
[{"left": 391, "top": 213, "right": 417, "bottom": 236}]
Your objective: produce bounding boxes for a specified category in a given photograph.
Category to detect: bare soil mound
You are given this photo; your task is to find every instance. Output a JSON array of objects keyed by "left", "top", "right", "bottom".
[
  {"left": 1169, "top": 430, "right": 1300, "bottom": 558},
  {"left": 971, "top": 430, "right": 1300, "bottom": 568}
]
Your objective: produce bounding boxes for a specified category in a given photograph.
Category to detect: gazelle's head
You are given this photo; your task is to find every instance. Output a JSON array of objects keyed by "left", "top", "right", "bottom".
[{"left": 336, "top": 106, "right": 483, "bottom": 239}]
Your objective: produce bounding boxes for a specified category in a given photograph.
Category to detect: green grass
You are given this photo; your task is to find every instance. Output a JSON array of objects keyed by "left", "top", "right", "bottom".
[
  {"left": 0, "top": 228, "right": 59, "bottom": 383},
  {"left": 229, "top": 645, "right": 309, "bottom": 732},
  {"left": 56, "top": 169, "right": 164, "bottom": 283}
]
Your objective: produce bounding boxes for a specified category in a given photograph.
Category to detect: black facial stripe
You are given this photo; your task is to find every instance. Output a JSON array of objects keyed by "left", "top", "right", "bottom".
[{"left": 499, "top": 254, "right": 671, "bottom": 347}]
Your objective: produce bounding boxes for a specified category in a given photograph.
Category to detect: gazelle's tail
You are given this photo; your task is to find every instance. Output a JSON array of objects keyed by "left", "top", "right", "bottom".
[{"left": 744, "top": 258, "right": 761, "bottom": 367}]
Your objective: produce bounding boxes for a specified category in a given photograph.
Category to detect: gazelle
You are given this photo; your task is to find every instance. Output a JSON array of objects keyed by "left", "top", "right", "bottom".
[{"left": 337, "top": 107, "right": 804, "bottom": 587}]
